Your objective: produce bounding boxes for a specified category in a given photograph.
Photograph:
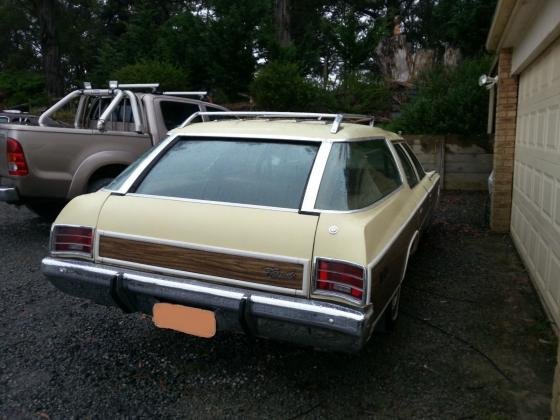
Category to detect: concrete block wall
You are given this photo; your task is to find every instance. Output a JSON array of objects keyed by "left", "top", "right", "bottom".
[{"left": 403, "top": 135, "right": 493, "bottom": 191}]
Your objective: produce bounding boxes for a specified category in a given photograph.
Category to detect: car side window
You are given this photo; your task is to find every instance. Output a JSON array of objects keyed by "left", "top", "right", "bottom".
[
  {"left": 402, "top": 142, "right": 426, "bottom": 179},
  {"left": 315, "top": 139, "right": 402, "bottom": 211},
  {"left": 160, "top": 101, "right": 201, "bottom": 130},
  {"left": 394, "top": 143, "right": 419, "bottom": 188}
]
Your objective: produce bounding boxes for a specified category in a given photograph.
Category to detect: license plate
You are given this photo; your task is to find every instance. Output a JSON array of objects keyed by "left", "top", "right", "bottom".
[{"left": 152, "top": 303, "right": 216, "bottom": 338}]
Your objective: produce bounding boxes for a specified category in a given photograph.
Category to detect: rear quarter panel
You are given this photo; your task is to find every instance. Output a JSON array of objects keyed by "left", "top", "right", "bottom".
[{"left": 313, "top": 187, "right": 423, "bottom": 317}]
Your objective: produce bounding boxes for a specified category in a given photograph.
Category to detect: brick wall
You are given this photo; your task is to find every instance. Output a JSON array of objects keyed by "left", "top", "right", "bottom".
[{"left": 490, "top": 48, "right": 518, "bottom": 232}]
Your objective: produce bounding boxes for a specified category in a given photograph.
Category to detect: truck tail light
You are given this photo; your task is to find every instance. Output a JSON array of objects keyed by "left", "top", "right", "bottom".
[
  {"left": 51, "top": 225, "right": 94, "bottom": 256},
  {"left": 315, "top": 258, "right": 366, "bottom": 303},
  {"left": 7, "top": 137, "right": 29, "bottom": 176}
]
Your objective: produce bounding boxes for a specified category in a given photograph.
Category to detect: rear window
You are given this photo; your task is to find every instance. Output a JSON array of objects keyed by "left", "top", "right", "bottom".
[
  {"left": 135, "top": 138, "right": 319, "bottom": 209},
  {"left": 315, "top": 139, "right": 402, "bottom": 211},
  {"left": 160, "top": 101, "right": 201, "bottom": 130}
]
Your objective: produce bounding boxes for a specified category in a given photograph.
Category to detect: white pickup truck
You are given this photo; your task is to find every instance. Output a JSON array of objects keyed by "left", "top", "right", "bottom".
[{"left": 0, "top": 82, "right": 227, "bottom": 219}]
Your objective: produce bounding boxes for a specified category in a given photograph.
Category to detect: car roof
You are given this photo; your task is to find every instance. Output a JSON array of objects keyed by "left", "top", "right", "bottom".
[{"left": 169, "top": 119, "right": 403, "bottom": 142}]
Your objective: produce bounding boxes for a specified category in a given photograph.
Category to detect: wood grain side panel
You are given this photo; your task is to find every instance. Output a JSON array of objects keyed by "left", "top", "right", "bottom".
[
  {"left": 370, "top": 206, "right": 421, "bottom": 317},
  {"left": 99, "top": 236, "right": 303, "bottom": 289}
]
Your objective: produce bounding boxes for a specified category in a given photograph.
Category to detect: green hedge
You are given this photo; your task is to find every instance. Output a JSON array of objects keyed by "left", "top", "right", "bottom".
[{"left": 387, "top": 56, "right": 492, "bottom": 136}]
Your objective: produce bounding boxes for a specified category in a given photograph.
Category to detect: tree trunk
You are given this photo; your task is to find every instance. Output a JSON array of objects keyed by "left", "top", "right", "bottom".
[
  {"left": 33, "top": 0, "right": 64, "bottom": 99},
  {"left": 274, "top": 0, "right": 291, "bottom": 48}
]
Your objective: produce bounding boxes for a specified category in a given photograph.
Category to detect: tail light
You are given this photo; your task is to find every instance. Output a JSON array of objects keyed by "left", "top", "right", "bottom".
[
  {"left": 315, "top": 258, "right": 366, "bottom": 303},
  {"left": 51, "top": 225, "right": 94, "bottom": 257},
  {"left": 7, "top": 138, "right": 28, "bottom": 176}
]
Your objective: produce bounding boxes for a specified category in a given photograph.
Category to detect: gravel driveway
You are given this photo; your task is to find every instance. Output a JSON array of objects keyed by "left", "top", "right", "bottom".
[{"left": 0, "top": 192, "right": 556, "bottom": 419}]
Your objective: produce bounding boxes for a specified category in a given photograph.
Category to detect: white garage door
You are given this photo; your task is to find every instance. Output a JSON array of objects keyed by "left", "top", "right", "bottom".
[{"left": 512, "top": 36, "right": 560, "bottom": 327}]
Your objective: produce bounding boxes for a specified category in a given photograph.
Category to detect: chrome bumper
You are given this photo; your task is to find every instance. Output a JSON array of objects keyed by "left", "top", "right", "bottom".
[
  {"left": 0, "top": 187, "right": 19, "bottom": 203},
  {"left": 41, "top": 257, "right": 375, "bottom": 352}
]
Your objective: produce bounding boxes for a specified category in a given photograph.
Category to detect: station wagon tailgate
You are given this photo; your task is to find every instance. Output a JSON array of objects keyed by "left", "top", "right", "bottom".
[{"left": 95, "top": 195, "right": 319, "bottom": 295}]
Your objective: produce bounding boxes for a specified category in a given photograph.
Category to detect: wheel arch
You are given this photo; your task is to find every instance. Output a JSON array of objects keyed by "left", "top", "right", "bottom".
[{"left": 67, "top": 150, "right": 137, "bottom": 199}]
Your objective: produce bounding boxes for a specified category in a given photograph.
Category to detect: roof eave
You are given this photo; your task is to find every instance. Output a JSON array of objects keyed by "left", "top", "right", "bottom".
[{"left": 486, "top": 0, "right": 518, "bottom": 51}]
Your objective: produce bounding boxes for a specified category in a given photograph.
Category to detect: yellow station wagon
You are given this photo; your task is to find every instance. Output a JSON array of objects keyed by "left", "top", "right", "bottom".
[{"left": 42, "top": 112, "right": 440, "bottom": 352}]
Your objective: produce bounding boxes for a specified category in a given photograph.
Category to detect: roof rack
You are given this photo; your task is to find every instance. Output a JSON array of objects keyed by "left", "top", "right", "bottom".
[
  {"left": 179, "top": 111, "right": 374, "bottom": 133},
  {"left": 108, "top": 81, "right": 160, "bottom": 92},
  {"left": 163, "top": 91, "right": 208, "bottom": 99}
]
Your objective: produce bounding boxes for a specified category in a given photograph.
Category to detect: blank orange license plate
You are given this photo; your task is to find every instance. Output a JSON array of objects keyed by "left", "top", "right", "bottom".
[{"left": 152, "top": 303, "right": 216, "bottom": 338}]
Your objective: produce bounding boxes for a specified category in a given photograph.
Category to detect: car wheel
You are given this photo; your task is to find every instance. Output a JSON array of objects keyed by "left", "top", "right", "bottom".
[{"left": 87, "top": 177, "right": 114, "bottom": 193}]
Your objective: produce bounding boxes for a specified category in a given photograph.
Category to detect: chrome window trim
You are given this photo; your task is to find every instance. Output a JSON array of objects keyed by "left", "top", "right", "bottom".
[
  {"left": 50, "top": 223, "right": 96, "bottom": 260},
  {"left": 111, "top": 134, "right": 323, "bottom": 209},
  {"left": 310, "top": 137, "right": 405, "bottom": 213},
  {"left": 311, "top": 256, "right": 368, "bottom": 306},
  {"left": 171, "top": 132, "right": 327, "bottom": 142},
  {"left": 400, "top": 141, "right": 426, "bottom": 181},
  {"left": 301, "top": 141, "right": 332, "bottom": 212},
  {"left": 393, "top": 141, "right": 420, "bottom": 188},
  {"left": 125, "top": 193, "right": 300, "bottom": 213},
  {"left": 95, "top": 230, "right": 311, "bottom": 296},
  {"left": 395, "top": 141, "right": 421, "bottom": 182}
]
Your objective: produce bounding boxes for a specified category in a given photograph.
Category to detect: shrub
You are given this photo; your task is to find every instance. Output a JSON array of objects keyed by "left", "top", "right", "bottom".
[
  {"left": 389, "top": 56, "right": 492, "bottom": 136},
  {"left": 333, "top": 74, "right": 392, "bottom": 115},
  {"left": 0, "top": 71, "right": 47, "bottom": 108},
  {"left": 250, "top": 61, "right": 317, "bottom": 111},
  {"left": 111, "top": 61, "right": 189, "bottom": 91}
]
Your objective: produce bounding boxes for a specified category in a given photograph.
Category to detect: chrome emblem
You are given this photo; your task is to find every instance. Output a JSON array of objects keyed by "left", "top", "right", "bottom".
[
  {"left": 328, "top": 225, "right": 339, "bottom": 235},
  {"left": 264, "top": 267, "right": 296, "bottom": 280}
]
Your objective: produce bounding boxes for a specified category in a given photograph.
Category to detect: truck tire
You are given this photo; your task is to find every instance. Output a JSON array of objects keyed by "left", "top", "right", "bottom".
[{"left": 87, "top": 177, "right": 114, "bottom": 193}]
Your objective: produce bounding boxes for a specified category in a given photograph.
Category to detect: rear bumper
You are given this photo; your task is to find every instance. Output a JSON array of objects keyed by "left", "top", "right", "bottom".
[
  {"left": 41, "top": 257, "right": 375, "bottom": 352},
  {"left": 0, "top": 187, "right": 19, "bottom": 203}
]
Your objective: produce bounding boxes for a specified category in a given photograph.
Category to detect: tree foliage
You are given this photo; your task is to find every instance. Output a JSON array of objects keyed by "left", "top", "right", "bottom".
[
  {"left": 250, "top": 61, "right": 317, "bottom": 111},
  {"left": 388, "top": 56, "right": 492, "bottom": 135},
  {"left": 0, "top": 0, "right": 497, "bottom": 135}
]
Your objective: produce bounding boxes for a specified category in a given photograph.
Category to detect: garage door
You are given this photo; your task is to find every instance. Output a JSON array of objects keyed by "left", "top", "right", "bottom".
[{"left": 512, "top": 36, "right": 560, "bottom": 327}]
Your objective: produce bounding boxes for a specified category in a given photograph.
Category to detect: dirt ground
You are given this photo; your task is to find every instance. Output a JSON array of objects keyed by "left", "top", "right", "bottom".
[{"left": 0, "top": 191, "right": 557, "bottom": 419}]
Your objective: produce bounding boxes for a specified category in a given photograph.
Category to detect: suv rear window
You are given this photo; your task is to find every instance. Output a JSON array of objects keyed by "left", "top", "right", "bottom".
[
  {"left": 315, "top": 139, "right": 402, "bottom": 211},
  {"left": 135, "top": 138, "right": 319, "bottom": 209},
  {"left": 160, "top": 101, "right": 201, "bottom": 130}
]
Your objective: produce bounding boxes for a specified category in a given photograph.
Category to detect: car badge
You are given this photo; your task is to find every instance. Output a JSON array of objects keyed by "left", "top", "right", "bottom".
[
  {"left": 328, "top": 225, "right": 339, "bottom": 235},
  {"left": 264, "top": 267, "right": 296, "bottom": 280}
]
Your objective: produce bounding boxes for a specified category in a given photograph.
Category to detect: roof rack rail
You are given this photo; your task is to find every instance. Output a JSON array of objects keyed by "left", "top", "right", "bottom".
[
  {"left": 163, "top": 91, "right": 208, "bottom": 99},
  {"left": 179, "top": 111, "right": 374, "bottom": 133},
  {"left": 108, "top": 81, "right": 160, "bottom": 92}
]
